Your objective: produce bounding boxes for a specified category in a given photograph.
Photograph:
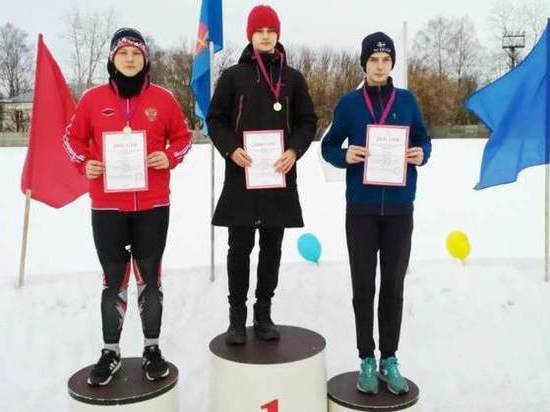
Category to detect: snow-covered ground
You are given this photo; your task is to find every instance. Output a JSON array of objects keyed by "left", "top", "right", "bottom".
[{"left": 1, "top": 141, "right": 550, "bottom": 411}]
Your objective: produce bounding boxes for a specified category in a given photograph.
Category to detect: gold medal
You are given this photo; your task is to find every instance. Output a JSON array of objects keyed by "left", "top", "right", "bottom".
[
  {"left": 273, "top": 102, "right": 282, "bottom": 112},
  {"left": 123, "top": 125, "right": 132, "bottom": 133}
]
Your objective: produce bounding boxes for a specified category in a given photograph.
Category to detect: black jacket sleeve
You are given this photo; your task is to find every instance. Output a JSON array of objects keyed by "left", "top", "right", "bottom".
[
  {"left": 287, "top": 71, "right": 318, "bottom": 159},
  {"left": 206, "top": 69, "right": 241, "bottom": 158}
]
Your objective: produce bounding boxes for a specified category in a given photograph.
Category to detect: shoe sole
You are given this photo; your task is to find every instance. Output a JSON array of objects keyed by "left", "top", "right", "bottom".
[
  {"left": 146, "top": 367, "right": 170, "bottom": 382},
  {"left": 87, "top": 360, "right": 122, "bottom": 386},
  {"left": 378, "top": 373, "right": 409, "bottom": 395},
  {"left": 225, "top": 337, "right": 247, "bottom": 345},
  {"left": 356, "top": 382, "right": 378, "bottom": 395}
]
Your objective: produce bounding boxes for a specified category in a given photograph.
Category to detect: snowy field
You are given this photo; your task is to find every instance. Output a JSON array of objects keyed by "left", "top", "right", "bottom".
[{"left": 1, "top": 140, "right": 550, "bottom": 411}]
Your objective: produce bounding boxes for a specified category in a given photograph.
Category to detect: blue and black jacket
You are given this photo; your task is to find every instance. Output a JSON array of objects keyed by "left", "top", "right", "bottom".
[{"left": 321, "top": 78, "right": 431, "bottom": 215}]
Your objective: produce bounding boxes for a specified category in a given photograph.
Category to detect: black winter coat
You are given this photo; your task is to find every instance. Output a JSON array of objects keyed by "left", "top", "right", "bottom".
[{"left": 206, "top": 43, "right": 317, "bottom": 228}]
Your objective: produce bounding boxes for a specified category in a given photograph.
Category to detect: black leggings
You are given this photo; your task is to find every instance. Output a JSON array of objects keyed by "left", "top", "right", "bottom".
[
  {"left": 346, "top": 213, "right": 413, "bottom": 359},
  {"left": 92, "top": 207, "right": 169, "bottom": 344},
  {"left": 226, "top": 226, "right": 285, "bottom": 307}
]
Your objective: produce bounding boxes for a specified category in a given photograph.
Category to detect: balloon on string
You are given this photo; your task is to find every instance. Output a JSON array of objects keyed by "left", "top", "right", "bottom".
[
  {"left": 446, "top": 230, "right": 471, "bottom": 262},
  {"left": 297, "top": 233, "right": 322, "bottom": 264}
]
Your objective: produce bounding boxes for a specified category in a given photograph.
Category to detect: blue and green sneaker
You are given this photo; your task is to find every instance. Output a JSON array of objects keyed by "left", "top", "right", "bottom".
[
  {"left": 379, "top": 357, "right": 409, "bottom": 395},
  {"left": 356, "top": 357, "right": 378, "bottom": 394}
]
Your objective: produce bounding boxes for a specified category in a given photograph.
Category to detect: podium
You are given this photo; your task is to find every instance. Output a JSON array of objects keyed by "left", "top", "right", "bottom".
[
  {"left": 327, "top": 372, "right": 419, "bottom": 411},
  {"left": 67, "top": 358, "right": 178, "bottom": 411},
  {"left": 209, "top": 325, "right": 327, "bottom": 412}
]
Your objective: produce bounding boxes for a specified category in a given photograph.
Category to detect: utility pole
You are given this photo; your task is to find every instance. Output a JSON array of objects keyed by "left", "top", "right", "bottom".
[{"left": 502, "top": 32, "right": 526, "bottom": 69}]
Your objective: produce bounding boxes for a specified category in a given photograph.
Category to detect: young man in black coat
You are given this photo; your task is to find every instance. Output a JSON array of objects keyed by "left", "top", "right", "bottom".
[{"left": 206, "top": 5, "right": 317, "bottom": 345}]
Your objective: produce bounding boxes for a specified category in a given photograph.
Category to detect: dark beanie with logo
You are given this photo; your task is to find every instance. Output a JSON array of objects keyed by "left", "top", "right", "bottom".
[
  {"left": 107, "top": 27, "right": 150, "bottom": 98},
  {"left": 360, "top": 32, "right": 395, "bottom": 71}
]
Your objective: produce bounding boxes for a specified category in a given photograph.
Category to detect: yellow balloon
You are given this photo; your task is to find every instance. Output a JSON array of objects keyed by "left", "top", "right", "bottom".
[{"left": 446, "top": 231, "right": 471, "bottom": 261}]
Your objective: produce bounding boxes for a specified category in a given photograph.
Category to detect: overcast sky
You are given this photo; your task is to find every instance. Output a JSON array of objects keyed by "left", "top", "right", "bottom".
[{"left": 7, "top": 0, "right": 500, "bottom": 61}]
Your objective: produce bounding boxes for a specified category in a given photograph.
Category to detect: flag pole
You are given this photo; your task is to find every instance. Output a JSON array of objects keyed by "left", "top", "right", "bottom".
[
  {"left": 546, "top": 19, "right": 550, "bottom": 283},
  {"left": 209, "top": 40, "right": 216, "bottom": 282},
  {"left": 403, "top": 21, "right": 408, "bottom": 88},
  {"left": 18, "top": 190, "right": 32, "bottom": 288},
  {"left": 546, "top": 165, "right": 550, "bottom": 283}
]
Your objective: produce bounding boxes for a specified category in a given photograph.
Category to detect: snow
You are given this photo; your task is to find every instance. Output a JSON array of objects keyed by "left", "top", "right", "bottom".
[{"left": 1, "top": 140, "right": 550, "bottom": 411}]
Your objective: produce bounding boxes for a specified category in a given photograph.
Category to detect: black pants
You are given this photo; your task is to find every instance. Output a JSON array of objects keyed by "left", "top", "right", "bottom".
[
  {"left": 345, "top": 213, "right": 413, "bottom": 359},
  {"left": 92, "top": 206, "right": 169, "bottom": 344},
  {"left": 226, "top": 226, "right": 285, "bottom": 307}
]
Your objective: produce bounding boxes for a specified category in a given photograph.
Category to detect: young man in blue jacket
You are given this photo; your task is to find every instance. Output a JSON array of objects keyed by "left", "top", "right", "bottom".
[{"left": 322, "top": 32, "right": 431, "bottom": 395}]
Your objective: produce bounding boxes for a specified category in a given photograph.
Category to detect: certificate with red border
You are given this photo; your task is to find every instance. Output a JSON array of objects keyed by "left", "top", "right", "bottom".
[
  {"left": 363, "top": 125, "right": 409, "bottom": 186},
  {"left": 102, "top": 130, "right": 148, "bottom": 193},
  {"left": 243, "top": 129, "right": 286, "bottom": 190}
]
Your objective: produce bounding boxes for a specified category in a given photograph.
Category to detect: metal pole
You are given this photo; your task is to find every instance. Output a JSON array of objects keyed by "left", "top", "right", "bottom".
[
  {"left": 402, "top": 21, "right": 408, "bottom": 89},
  {"left": 209, "top": 41, "right": 216, "bottom": 282},
  {"left": 546, "top": 160, "right": 550, "bottom": 282},
  {"left": 17, "top": 190, "right": 31, "bottom": 288}
]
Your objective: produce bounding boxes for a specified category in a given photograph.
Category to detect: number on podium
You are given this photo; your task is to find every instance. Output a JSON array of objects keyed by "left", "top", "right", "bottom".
[{"left": 260, "top": 399, "right": 279, "bottom": 412}]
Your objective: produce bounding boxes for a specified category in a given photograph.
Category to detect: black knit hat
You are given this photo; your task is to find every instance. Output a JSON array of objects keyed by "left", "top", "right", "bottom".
[
  {"left": 360, "top": 32, "right": 395, "bottom": 71},
  {"left": 108, "top": 27, "right": 149, "bottom": 63},
  {"left": 107, "top": 27, "right": 150, "bottom": 98}
]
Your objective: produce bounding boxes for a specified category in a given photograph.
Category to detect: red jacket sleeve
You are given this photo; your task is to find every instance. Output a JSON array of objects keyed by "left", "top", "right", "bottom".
[
  {"left": 164, "top": 94, "right": 192, "bottom": 169},
  {"left": 62, "top": 92, "right": 92, "bottom": 174}
]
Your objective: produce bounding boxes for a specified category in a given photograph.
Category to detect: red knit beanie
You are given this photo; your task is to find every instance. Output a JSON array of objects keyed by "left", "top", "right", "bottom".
[{"left": 246, "top": 5, "right": 280, "bottom": 42}]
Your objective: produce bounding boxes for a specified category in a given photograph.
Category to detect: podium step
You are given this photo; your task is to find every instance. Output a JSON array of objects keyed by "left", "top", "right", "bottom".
[
  {"left": 210, "top": 325, "right": 327, "bottom": 412},
  {"left": 67, "top": 357, "right": 178, "bottom": 411},
  {"left": 328, "top": 371, "right": 419, "bottom": 411}
]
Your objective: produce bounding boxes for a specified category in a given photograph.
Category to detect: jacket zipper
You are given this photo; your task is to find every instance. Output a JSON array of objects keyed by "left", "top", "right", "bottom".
[
  {"left": 126, "top": 98, "right": 138, "bottom": 212},
  {"left": 234, "top": 94, "right": 244, "bottom": 133},
  {"left": 378, "top": 86, "right": 385, "bottom": 216}
]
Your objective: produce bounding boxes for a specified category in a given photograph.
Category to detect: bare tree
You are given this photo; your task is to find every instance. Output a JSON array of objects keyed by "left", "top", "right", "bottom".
[
  {"left": 213, "top": 44, "right": 239, "bottom": 75},
  {"left": 62, "top": 7, "right": 117, "bottom": 92},
  {"left": 11, "top": 108, "right": 28, "bottom": 132},
  {"left": 149, "top": 39, "right": 196, "bottom": 127},
  {"left": 447, "top": 17, "right": 482, "bottom": 84},
  {"left": 412, "top": 17, "right": 455, "bottom": 79},
  {"left": 0, "top": 98, "right": 4, "bottom": 132},
  {"left": 0, "top": 23, "right": 32, "bottom": 98}
]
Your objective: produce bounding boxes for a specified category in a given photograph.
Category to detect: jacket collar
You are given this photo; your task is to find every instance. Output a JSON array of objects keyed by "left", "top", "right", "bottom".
[
  {"left": 365, "top": 76, "right": 394, "bottom": 103},
  {"left": 238, "top": 42, "right": 287, "bottom": 66}
]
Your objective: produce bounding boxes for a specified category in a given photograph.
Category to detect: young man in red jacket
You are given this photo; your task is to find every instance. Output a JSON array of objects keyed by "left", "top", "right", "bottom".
[{"left": 64, "top": 27, "right": 192, "bottom": 386}]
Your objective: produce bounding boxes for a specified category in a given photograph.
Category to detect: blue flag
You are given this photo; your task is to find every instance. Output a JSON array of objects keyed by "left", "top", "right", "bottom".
[
  {"left": 465, "top": 19, "right": 550, "bottom": 190},
  {"left": 191, "top": 0, "right": 223, "bottom": 132}
]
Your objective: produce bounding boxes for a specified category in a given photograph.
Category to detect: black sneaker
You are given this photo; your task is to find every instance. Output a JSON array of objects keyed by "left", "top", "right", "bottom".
[
  {"left": 87, "top": 349, "right": 122, "bottom": 386},
  {"left": 142, "top": 345, "right": 170, "bottom": 381}
]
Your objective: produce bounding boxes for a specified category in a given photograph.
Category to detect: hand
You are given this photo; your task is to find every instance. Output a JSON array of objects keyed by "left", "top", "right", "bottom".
[
  {"left": 85, "top": 160, "right": 104, "bottom": 179},
  {"left": 406, "top": 147, "right": 424, "bottom": 165},
  {"left": 230, "top": 148, "right": 252, "bottom": 168},
  {"left": 274, "top": 149, "right": 297, "bottom": 174},
  {"left": 147, "top": 151, "right": 169, "bottom": 170},
  {"left": 345, "top": 145, "right": 368, "bottom": 164}
]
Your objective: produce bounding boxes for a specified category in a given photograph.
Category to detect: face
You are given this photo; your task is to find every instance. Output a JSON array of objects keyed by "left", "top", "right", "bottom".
[
  {"left": 251, "top": 27, "right": 278, "bottom": 53},
  {"left": 365, "top": 52, "right": 392, "bottom": 86},
  {"left": 113, "top": 46, "right": 145, "bottom": 77}
]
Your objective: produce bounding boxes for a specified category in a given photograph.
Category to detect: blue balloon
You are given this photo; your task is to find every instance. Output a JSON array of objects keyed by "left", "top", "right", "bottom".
[{"left": 297, "top": 233, "right": 322, "bottom": 263}]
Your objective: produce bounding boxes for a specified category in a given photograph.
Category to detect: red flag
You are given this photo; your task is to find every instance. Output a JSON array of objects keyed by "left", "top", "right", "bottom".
[{"left": 20, "top": 34, "right": 88, "bottom": 208}]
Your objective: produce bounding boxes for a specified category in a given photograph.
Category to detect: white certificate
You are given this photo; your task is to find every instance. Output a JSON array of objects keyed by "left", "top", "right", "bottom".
[
  {"left": 102, "top": 131, "right": 148, "bottom": 192},
  {"left": 363, "top": 125, "right": 409, "bottom": 186},
  {"left": 243, "top": 130, "right": 286, "bottom": 189}
]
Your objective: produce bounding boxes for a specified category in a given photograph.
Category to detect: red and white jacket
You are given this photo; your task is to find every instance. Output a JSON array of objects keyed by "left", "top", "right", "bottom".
[{"left": 63, "top": 81, "right": 192, "bottom": 211}]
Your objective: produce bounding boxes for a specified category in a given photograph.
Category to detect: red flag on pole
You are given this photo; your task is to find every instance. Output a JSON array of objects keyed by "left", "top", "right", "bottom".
[{"left": 20, "top": 34, "right": 88, "bottom": 208}]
